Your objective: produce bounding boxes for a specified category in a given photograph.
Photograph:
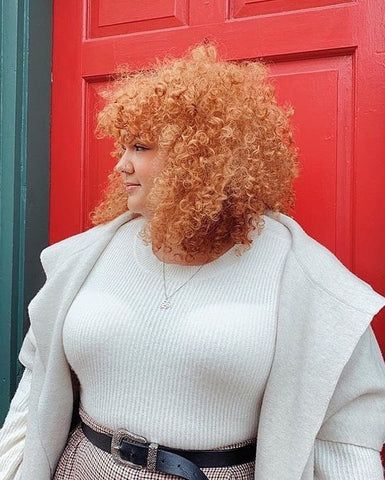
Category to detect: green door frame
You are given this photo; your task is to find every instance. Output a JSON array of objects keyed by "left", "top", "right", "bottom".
[{"left": 0, "top": 0, "right": 52, "bottom": 424}]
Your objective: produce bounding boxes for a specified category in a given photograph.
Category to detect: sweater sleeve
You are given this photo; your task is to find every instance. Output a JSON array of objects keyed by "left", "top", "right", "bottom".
[
  {"left": 313, "top": 327, "right": 385, "bottom": 479},
  {"left": 314, "top": 439, "right": 384, "bottom": 479},
  {"left": 0, "top": 368, "right": 31, "bottom": 480}
]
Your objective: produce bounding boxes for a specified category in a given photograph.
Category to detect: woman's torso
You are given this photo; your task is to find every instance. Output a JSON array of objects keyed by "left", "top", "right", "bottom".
[{"left": 63, "top": 215, "right": 291, "bottom": 450}]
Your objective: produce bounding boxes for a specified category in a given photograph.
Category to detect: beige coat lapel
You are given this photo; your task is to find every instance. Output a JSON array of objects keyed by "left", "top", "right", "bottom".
[
  {"left": 22, "top": 213, "right": 133, "bottom": 477},
  {"left": 254, "top": 214, "right": 385, "bottom": 480},
  {"left": 29, "top": 212, "right": 133, "bottom": 365}
]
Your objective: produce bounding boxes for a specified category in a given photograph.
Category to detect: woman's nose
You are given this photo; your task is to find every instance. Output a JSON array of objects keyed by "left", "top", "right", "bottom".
[{"left": 115, "top": 151, "right": 134, "bottom": 174}]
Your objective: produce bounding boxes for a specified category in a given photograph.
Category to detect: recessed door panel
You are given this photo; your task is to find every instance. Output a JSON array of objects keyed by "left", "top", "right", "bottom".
[
  {"left": 88, "top": 0, "right": 188, "bottom": 37},
  {"left": 51, "top": 0, "right": 385, "bottom": 346}
]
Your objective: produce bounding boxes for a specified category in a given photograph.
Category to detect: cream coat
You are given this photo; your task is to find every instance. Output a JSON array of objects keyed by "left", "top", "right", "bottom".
[{"left": 18, "top": 212, "right": 385, "bottom": 480}]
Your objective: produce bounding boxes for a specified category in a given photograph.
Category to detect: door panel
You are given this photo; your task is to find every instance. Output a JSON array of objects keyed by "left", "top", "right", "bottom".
[
  {"left": 84, "top": 79, "right": 115, "bottom": 222},
  {"left": 271, "top": 55, "right": 354, "bottom": 267},
  {"left": 89, "top": 0, "right": 188, "bottom": 37},
  {"left": 232, "top": 0, "right": 354, "bottom": 18},
  {"left": 51, "top": 0, "right": 385, "bottom": 344}
]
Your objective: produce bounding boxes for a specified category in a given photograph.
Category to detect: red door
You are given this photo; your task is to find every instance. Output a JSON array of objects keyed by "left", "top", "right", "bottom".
[{"left": 51, "top": 0, "right": 385, "bottom": 344}]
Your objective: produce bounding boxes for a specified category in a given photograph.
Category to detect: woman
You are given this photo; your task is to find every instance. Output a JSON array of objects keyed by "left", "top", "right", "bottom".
[{"left": 1, "top": 45, "right": 385, "bottom": 480}]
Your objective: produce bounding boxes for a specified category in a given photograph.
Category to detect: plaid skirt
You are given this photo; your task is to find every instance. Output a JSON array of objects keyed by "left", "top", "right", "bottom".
[{"left": 53, "top": 409, "right": 255, "bottom": 480}]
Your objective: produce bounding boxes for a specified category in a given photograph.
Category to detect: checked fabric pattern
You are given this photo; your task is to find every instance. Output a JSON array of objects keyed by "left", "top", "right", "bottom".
[{"left": 53, "top": 409, "right": 255, "bottom": 480}]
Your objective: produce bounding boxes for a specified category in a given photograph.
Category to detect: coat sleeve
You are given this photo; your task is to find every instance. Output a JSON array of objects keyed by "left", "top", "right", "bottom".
[
  {"left": 314, "top": 327, "right": 385, "bottom": 479},
  {"left": 0, "top": 329, "right": 36, "bottom": 480},
  {"left": 0, "top": 369, "right": 31, "bottom": 480}
]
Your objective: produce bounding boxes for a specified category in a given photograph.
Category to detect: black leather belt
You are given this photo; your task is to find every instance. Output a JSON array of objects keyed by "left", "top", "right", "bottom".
[{"left": 81, "top": 422, "right": 256, "bottom": 480}]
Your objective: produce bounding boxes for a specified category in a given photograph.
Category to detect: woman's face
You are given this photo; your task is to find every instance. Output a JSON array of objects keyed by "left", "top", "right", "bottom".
[{"left": 115, "top": 140, "right": 166, "bottom": 219}]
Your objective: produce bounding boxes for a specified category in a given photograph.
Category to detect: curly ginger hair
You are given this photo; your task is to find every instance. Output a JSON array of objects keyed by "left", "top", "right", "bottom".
[{"left": 92, "top": 45, "right": 298, "bottom": 260}]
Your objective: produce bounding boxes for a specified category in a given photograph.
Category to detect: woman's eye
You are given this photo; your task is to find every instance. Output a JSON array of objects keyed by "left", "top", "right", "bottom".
[{"left": 134, "top": 144, "right": 148, "bottom": 152}]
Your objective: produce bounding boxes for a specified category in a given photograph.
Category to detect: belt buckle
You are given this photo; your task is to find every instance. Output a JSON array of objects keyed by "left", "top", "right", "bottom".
[{"left": 111, "top": 429, "right": 147, "bottom": 469}]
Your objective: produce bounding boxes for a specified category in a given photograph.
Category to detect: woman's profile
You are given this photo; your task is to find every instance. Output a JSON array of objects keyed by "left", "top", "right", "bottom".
[{"left": 0, "top": 44, "right": 384, "bottom": 480}]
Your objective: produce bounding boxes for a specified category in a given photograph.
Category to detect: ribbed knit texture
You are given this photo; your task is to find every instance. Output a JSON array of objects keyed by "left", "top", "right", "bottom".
[
  {"left": 314, "top": 439, "right": 384, "bottom": 479},
  {"left": 63, "top": 216, "right": 289, "bottom": 449},
  {"left": 0, "top": 368, "right": 31, "bottom": 480}
]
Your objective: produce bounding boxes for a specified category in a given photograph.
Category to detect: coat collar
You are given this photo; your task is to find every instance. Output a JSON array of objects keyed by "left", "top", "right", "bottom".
[
  {"left": 255, "top": 213, "right": 385, "bottom": 479},
  {"left": 28, "top": 212, "right": 133, "bottom": 365}
]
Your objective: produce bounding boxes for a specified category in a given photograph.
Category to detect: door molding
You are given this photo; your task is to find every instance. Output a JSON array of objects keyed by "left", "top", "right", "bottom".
[{"left": 0, "top": 0, "right": 52, "bottom": 424}]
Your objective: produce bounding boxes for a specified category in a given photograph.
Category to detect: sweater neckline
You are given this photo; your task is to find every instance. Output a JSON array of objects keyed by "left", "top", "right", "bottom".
[{"left": 131, "top": 216, "right": 245, "bottom": 281}]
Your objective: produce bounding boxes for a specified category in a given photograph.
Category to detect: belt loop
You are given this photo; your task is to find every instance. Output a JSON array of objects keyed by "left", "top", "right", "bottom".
[{"left": 147, "top": 442, "right": 159, "bottom": 472}]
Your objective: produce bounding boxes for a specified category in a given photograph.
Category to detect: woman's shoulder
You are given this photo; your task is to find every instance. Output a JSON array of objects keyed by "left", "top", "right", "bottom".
[
  {"left": 40, "top": 212, "right": 133, "bottom": 275},
  {"left": 261, "top": 212, "right": 292, "bottom": 245},
  {"left": 264, "top": 211, "right": 385, "bottom": 316}
]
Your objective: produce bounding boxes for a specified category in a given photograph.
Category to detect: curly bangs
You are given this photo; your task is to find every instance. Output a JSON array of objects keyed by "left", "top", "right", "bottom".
[{"left": 92, "top": 44, "right": 298, "bottom": 259}]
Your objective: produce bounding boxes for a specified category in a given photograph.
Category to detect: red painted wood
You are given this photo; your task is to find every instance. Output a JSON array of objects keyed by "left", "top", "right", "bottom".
[
  {"left": 231, "top": 0, "right": 353, "bottom": 18},
  {"left": 81, "top": 5, "right": 356, "bottom": 77},
  {"left": 88, "top": 0, "right": 188, "bottom": 37},
  {"left": 271, "top": 55, "right": 354, "bottom": 268},
  {"left": 51, "top": 0, "right": 385, "bottom": 355},
  {"left": 353, "top": 0, "right": 385, "bottom": 341},
  {"left": 50, "top": 0, "right": 84, "bottom": 243},
  {"left": 83, "top": 79, "right": 115, "bottom": 228},
  {"left": 189, "top": 0, "right": 226, "bottom": 26}
]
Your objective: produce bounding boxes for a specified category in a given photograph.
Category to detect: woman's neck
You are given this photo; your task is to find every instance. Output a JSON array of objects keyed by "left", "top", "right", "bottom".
[{"left": 152, "top": 241, "right": 235, "bottom": 266}]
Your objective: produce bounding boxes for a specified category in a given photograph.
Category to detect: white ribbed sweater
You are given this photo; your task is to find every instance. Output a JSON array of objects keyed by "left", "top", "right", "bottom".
[
  {"left": 63, "top": 216, "right": 283, "bottom": 448},
  {"left": 0, "top": 215, "right": 384, "bottom": 479}
]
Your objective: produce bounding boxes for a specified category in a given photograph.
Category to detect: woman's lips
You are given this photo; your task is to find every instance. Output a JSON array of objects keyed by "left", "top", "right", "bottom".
[{"left": 124, "top": 183, "right": 140, "bottom": 192}]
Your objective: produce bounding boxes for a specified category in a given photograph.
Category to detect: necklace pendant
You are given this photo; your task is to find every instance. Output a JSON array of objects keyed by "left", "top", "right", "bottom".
[{"left": 160, "top": 299, "right": 171, "bottom": 309}]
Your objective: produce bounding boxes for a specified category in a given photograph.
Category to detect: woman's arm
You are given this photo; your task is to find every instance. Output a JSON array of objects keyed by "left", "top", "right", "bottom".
[
  {"left": 314, "top": 439, "right": 384, "bottom": 479},
  {"left": 0, "top": 328, "right": 36, "bottom": 479},
  {"left": 314, "top": 327, "right": 385, "bottom": 479},
  {"left": 0, "top": 368, "right": 31, "bottom": 480}
]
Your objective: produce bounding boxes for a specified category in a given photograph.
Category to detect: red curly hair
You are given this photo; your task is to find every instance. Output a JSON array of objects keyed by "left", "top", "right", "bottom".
[{"left": 92, "top": 44, "right": 298, "bottom": 260}]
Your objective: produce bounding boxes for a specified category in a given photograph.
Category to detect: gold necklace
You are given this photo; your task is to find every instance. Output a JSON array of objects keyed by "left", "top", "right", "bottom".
[{"left": 160, "top": 262, "right": 204, "bottom": 309}]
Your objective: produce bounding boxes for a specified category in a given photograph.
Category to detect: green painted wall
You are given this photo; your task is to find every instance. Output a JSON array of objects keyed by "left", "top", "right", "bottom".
[{"left": 0, "top": 0, "right": 51, "bottom": 424}]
